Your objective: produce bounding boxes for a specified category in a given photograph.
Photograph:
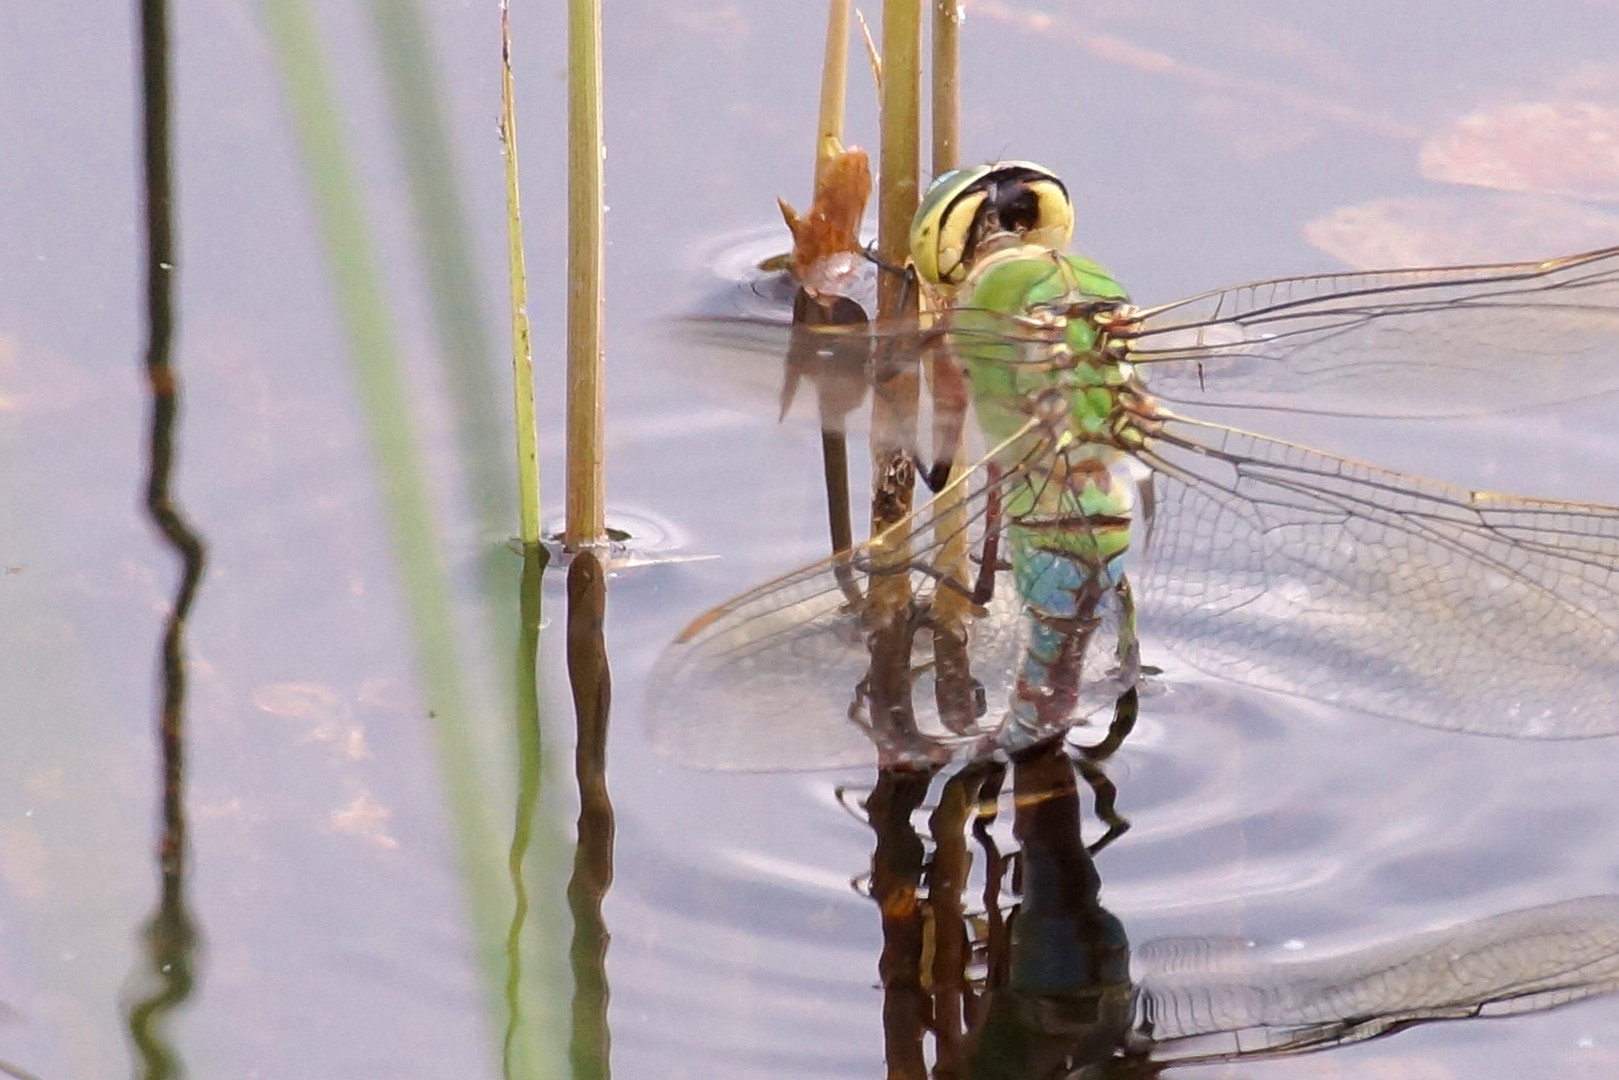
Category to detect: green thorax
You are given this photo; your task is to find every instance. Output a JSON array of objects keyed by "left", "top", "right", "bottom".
[
  {"left": 946, "top": 246, "right": 1133, "bottom": 452},
  {"left": 945, "top": 247, "right": 1139, "bottom": 568}
]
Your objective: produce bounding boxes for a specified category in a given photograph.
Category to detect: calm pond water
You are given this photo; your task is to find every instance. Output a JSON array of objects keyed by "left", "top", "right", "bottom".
[{"left": 4, "top": 1, "right": 1619, "bottom": 1077}]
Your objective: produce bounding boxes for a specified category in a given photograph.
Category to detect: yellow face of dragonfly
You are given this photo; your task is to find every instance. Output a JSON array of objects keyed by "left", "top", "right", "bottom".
[{"left": 909, "top": 161, "right": 1074, "bottom": 287}]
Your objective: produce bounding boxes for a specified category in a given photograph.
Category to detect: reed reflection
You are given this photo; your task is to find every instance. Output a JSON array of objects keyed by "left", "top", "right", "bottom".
[
  {"left": 503, "top": 544, "right": 549, "bottom": 1078},
  {"left": 567, "top": 553, "right": 613, "bottom": 1080},
  {"left": 125, "top": 0, "right": 203, "bottom": 1074},
  {"left": 499, "top": 543, "right": 617, "bottom": 1080},
  {"left": 504, "top": 549, "right": 614, "bottom": 1080}
]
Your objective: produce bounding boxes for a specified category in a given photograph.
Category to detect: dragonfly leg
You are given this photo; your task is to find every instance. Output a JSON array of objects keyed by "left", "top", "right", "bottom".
[
  {"left": 1072, "top": 688, "right": 1139, "bottom": 853},
  {"left": 923, "top": 456, "right": 958, "bottom": 495},
  {"left": 832, "top": 558, "right": 865, "bottom": 609},
  {"left": 1077, "top": 753, "right": 1130, "bottom": 855},
  {"left": 923, "top": 343, "right": 972, "bottom": 493},
  {"left": 971, "top": 467, "right": 1005, "bottom": 605},
  {"left": 922, "top": 478, "right": 1004, "bottom": 605},
  {"left": 1072, "top": 686, "right": 1139, "bottom": 762},
  {"left": 1112, "top": 572, "right": 1141, "bottom": 682},
  {"left": 862, "top": 238, "right": 917, "bottom": 296},
  {"left": 1059, "top": 574, "right": 1140, "bottom": 850}
]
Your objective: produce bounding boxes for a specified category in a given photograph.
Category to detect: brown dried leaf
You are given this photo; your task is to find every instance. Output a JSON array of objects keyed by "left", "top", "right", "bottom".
[{"left": 782, "top": 146, "right": 873, "bottom": 297}]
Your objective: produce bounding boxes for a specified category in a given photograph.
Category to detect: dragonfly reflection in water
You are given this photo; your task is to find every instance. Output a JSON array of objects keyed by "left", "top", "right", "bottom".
[
  {"left": 648, "top": 162, "right": 1619, "bottom": 771},
  {"left": 888, "top": 738, "right": 1619, "bottom": 1077}
]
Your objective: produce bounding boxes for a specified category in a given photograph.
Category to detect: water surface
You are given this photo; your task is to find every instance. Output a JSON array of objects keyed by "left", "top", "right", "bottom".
[{"left": 3, "top": 1, "right": 1619, "bottom": 1076}]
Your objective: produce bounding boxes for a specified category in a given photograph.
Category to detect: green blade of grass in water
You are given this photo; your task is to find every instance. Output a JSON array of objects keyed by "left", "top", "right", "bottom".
[{"left": 258, "top": 3, "right": 563, "bottom": 1075}]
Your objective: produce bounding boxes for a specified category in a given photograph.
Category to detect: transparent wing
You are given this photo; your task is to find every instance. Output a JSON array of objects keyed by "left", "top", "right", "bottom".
[
  {"left": 646, "top": 424, "right": 1131, "bottom": 771},
  {"left": 645, "top": 557, "right": 1020, "bottom": 772},
  {"left": 1137, "top": 896, "right": 1619, "bottom": 1063},
  {"left": 670, "top": 282, "right": 1096, "bottom": 430},
  {"left": 683, "top": 247, "right": 1619, "bottom": 420},
  {"left": 1132, "top": 414, "right": 1619, "bottom": 737},
  {"left": 1124, "top": 245, "right": 1619, "bottom": 418}
]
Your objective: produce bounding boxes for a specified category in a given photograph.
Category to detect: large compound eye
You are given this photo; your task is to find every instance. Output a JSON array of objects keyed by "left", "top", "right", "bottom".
[
  {"left": 1017, "top": 173, "right": 1074, "bottom": 254},
  {"left": 927, "top": 189, "right": 988, "bottom": 287},
  {"left": 980, "top": 162, "right": 1073, "bottom": 257},
  {"left": 909, "top": 162, "right": 1072, "bottom": 287},
  {"left": 911, "top": 165, "right": 993, "bottom": 286}
]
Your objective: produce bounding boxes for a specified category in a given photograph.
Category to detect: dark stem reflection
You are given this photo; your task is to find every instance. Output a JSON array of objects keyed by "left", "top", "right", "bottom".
[
  {"left": 567, "top": 553, "right": 613, "bottom": 1080},
  {"left": 867, "top": 767, "right": 936, "bottom": 1080},
  {"left": 126, "top": 0, "right": 206, "bottom": 1075}
]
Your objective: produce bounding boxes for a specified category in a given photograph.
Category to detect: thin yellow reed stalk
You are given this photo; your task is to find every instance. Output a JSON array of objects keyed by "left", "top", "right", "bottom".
[
  {"left": 931, "top": 0, "right": 960, "bottom": 174},
  {"left": 876, "top": 0, "right": 920, "bottom": 342},
  {"left": 565, "top": 551, "right": 613, "bottom": 1080},
  {"left": 855, "top": 9, "right": 883, "bottom": 95},
  {"left": 565, "top": 0, "right": 605, "bottom": 550},
  {"left": 928, "top": 0, "right": 969, "bottom": 633},
  {"left": 501, "top": 2, "right": 540, "bottom": 548},
  {"left": 816, "top": 0, "right": 852, "bottom": 183},
  {"left": 869, "top": 0, "right": 921, "bottom": 570}
]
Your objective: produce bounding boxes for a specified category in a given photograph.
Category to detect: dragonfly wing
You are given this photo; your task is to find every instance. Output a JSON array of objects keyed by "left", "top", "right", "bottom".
[
  {"left": 666, "top": 308, "right": 878, "bottom": 435},
  {"left": 645, "top": 444, "right": 1021, "bottom": 771},
  {"left": 646, "top": 424, "right": 1135, "bottom": 770},
  {"left": 1137, "top": 896, "right": 1619, "bottom": 1064},
  {"left": 1130, "top": 414, "right": 1619, "bottom": 737},
  {"left": 1126, "top": 246, "right": 1619, "bottom": 418},
  {"left": 647, "top": 562, "right": 1046, "bottom": 772},
  {"left": 647, "top": 557, "right": 903, "bottom": 771}
]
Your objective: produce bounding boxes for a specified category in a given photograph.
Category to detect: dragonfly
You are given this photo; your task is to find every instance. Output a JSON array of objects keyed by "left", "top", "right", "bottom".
[{"left": 647, "top": 161, "right": 1619, "bottom": 772}]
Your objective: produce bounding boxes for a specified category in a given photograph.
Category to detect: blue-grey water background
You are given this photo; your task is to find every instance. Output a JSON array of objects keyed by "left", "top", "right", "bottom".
[{"left": 4, "top": 1, "right": 1619, "bottom": 1076}]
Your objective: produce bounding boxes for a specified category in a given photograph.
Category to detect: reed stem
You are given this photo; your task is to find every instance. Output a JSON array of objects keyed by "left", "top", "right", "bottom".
[
  {"left": 501, "top": 2, "right": 541, "bottom": 547},
  {"left": 565, "top": 0, "right": 606, "bottom": 550},
  {"left": 816, "top": 0, "right": 853, "bottom": 182},
  {"left": 931, "top": 0, "right": 960, "bottom": 174},
  {"left": 869, "top": 0, "right": 921, "bottom": 573}
]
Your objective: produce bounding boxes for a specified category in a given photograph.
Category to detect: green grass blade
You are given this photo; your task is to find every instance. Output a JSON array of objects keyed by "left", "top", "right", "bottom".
[
  {"left": 258, "top": 3, "right": 561, "bottom": 1075},
  {"left": 365, "top": 0, "right": 516, "bottom": 544},
  {"left": 500, "top": 2, "right": 542, "bottom": 547}
]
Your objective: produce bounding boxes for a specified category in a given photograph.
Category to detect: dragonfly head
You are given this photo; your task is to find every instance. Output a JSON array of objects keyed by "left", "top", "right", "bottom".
[{"left": 911, "top": 162, "right": 1074, "bottom": 288}]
